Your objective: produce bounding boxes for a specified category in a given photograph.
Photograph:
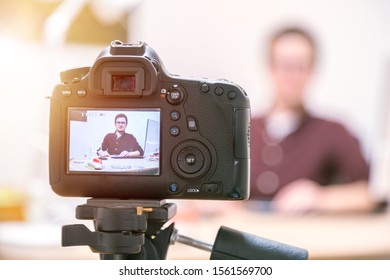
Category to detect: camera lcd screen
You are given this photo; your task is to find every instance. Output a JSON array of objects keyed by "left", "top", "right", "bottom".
[
  {"left": 112, "top": 75, "right": 136, "bottom": 92},
  {"left": 67, "top": 108, "right": 160, "bottom": 175}
]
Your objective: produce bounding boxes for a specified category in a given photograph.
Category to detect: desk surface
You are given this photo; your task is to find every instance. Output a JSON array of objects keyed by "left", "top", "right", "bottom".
[
  {"left": 0, "top": 206, "right": 389, "bottom": 260},
  {"left": 167, "top": 204, "right": 390, "bottom": 260},
  {"left": 69, "top": 157, "right": 159, "bottom": 173}
]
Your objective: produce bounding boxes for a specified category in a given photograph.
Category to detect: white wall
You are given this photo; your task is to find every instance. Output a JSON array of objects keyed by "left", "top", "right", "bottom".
[
  {"left": 0, "top": 39, "right": 103, "bottom": 188},
  {"left": 129, "top": 0, "right": 390, "bottom": 159}
]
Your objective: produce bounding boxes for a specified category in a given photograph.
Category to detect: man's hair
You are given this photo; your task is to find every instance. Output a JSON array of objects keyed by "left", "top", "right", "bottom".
[
  {"left": 115, "top": 113, "right": 128, "bottom": 124},
  {"left": 267, "top": 26, "right": 318, "bottom": 65}
]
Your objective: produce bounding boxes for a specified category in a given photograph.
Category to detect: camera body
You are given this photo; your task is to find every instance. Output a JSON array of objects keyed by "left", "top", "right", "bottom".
[{"left": 49, "top": 41, "right": 250, "bottom": 200}]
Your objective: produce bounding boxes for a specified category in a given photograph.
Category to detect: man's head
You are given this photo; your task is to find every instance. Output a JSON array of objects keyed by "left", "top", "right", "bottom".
[
  {"left": 115, "top": 113, "right": 128, "bottom": 133},
  {"left": 267, "top": 27, "right": 317, "bottom": 109}
]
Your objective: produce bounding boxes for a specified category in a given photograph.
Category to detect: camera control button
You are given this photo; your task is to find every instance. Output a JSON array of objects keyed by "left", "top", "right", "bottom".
[
  {"left": 187, "top": 117, "right": 198, "bottom": 131},
  {"left": 228, "top": 90, "right": 237, "bottom": 100},
  {"left": 201, "top": 183, "right": 220, "bottom": 193},
  {"left": 61, "top": 87, "right": 72, "bottom": 97},
  {"left": 185, "top": 153, "right": 196, "bottom": 165},
  {"left": 200, "top": 83, "right": 210, "bottom": 93},
  {"left": 167, "top": 89, "right": 183, "bottom": 105},
  {"left": 167, "top": 85, "right": 186, "bottom": 105},
  {"left": 170, "top": 90, "right": 181, "bottom": 101},
  {"left": 170, "top": 126, "right": 180, "bottom": 136},
  {"left": 170, "top": 111, "right": 181, "bottom": 121},
  {"left": 214, "top": 86, "right": 224, "bottom": 96},
  {"left": 77, "top": 88, "right": 87, "bottom": 97},
  {"left": 178, "top": 147, "right": 204, "bottom": 174},
  {"left": 169, "top": 183, "right": 179, "bottom": 193}
]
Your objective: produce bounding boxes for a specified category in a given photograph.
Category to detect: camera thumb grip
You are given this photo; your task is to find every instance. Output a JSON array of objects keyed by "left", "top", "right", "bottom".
[{"left": 210, "top": 226, "right": 308, "bottom": 260}]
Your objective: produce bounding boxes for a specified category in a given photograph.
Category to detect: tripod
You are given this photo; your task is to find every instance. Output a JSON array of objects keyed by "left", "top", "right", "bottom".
[{"left": 62, "top": 198, "right": 308, "bottom": 260}]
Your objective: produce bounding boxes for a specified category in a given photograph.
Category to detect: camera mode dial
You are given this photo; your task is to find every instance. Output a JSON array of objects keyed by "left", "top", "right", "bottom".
[{"left": 171, "top": 140, "right": 212, "bottom": 180}]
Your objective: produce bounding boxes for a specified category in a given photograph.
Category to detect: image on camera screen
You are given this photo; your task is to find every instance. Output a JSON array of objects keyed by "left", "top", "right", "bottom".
[{"left": 67, "top": 108, "right": 160, "bottom": 175}]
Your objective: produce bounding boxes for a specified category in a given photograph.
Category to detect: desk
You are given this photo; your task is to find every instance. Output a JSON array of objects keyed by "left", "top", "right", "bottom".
[
  {"left": 0, "top": 207, "right": 389, "bottom": 260},
  {"left": 69, "top": 157, "right": 159, "bottom": 174},
  {"left": 0, "top": 222, "right": 98, "bottom": 260},
  {"left": 167, "top": 204, "right": 390, "bottom": 260}
]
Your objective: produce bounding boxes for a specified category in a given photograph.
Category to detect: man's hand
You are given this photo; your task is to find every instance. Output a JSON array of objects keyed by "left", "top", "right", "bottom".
[
  {"left": 271, "top": 179, "right": 323, "bottom": 214},
  {"left": 97, "top": 150, "right": 110, "bottom": 157},
  {"left": 271, "top": 179, "right": 376, "bottom": 214},
  {"left": 119, "top": 150, "right": 141, "bottom": 157}
]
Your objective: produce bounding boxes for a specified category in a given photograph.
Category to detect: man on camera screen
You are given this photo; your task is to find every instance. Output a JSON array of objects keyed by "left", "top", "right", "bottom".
[{"left": 97, "top": 113, "right": 144, "bottom": 158}]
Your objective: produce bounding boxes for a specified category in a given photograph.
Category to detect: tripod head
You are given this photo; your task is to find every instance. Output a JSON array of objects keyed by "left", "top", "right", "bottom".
[{"left": 62, "top": 199, "right": 308, "bottom": 260}]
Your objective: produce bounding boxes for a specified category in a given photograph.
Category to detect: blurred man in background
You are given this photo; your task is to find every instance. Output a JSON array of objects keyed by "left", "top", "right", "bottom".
[{"left": 250, "top": 27, "right": 377, "bottom": 214}]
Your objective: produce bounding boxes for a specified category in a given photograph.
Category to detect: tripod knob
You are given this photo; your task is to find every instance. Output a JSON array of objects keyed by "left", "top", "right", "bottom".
[
  {"left": 62, "top": 224, "right": 144, "bottom": 254},
  {"left": 210, "top": 226, "right": 308, "bottom": 260}
]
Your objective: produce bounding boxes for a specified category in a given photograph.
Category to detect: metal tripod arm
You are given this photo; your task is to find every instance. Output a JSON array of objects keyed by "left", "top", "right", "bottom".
[{"left": 171, "top": 228, "right": 213, "bottom": 252}]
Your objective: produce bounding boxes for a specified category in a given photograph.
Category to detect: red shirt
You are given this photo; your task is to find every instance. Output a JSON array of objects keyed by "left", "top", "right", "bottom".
[{"left": 250, "top": 113, "right": 369, "bottom": 199}]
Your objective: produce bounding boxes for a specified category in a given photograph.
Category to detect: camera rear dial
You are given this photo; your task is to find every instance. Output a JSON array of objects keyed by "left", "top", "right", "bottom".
[{"left": 170, "top": 140, "right": 212, "bottom": 180}]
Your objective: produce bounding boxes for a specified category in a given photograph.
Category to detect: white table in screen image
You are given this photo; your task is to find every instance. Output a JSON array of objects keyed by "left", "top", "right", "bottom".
[{"left": 69, "top": 157, "right": 159, "bottom": 174}]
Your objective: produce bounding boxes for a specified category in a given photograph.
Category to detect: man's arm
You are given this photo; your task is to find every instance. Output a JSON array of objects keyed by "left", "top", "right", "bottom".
[
  {"left": 271, "top": 179, "right": 377, "bottom": 214},
  {"left": 119, "top": 134, "right": 144, "bottom": 157},
  {"left": 97, "top": 134, "right": 111, "bottom": 157}
]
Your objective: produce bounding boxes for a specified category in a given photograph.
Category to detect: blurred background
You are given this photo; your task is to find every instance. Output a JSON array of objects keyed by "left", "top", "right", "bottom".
[{"left": 1, "top": 0, "right": 390, "bottom": 259}]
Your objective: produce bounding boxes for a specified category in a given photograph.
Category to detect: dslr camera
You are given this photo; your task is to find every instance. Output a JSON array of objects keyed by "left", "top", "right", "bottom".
[{"left": 49, "top": 41, "right": 250, "bottom": 200}]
